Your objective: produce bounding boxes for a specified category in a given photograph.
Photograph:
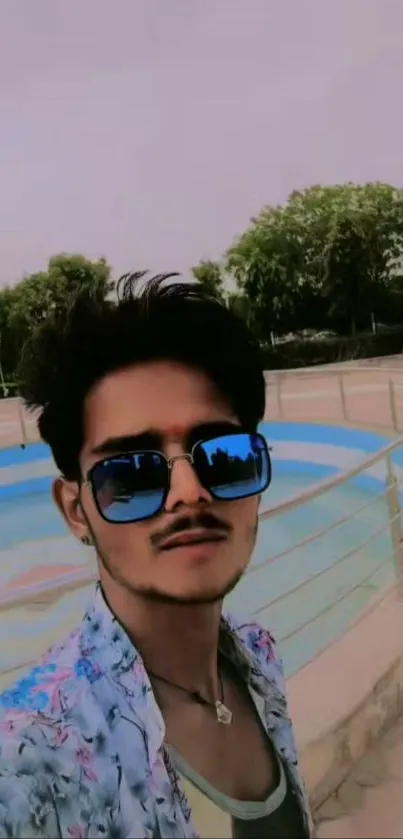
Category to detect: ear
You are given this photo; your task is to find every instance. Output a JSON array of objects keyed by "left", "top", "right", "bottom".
[{"left": 52, "top": 477, "right": 87, "bottom": 542}]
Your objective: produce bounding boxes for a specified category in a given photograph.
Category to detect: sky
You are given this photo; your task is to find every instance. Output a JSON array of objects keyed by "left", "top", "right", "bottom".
[{"left": 0, "top": 0, "right": 403, "bottom": 286}]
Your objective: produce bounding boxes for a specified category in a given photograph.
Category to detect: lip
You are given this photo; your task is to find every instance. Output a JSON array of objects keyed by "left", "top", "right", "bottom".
[{"left": 159, "top": 528, "right": 228, "bottom": 552}]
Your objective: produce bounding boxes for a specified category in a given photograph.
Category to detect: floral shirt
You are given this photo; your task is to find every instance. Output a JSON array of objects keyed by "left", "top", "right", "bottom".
[{"left": 0, "top": 586, "right": 313, "bottom": 838}]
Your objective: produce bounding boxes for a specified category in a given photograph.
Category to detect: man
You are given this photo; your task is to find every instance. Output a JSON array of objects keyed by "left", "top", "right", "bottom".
[{"left": 0, "top": 273, "right": 312, "bottom": 838}]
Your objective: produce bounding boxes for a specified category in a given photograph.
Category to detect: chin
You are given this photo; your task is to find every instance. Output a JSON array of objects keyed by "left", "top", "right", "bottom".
[{"left": 141, "top": 568, "right": 244, "bottom": 606}]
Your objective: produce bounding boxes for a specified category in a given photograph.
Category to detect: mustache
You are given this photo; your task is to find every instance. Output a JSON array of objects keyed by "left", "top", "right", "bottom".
[{"left": 151, "top": 511, "right": 232, "bottom": 550}]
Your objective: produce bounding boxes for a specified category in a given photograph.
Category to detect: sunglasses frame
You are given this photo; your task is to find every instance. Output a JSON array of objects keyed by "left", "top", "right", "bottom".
[{"left": 83, "top": 431, "right": 272, "bottom": 524}]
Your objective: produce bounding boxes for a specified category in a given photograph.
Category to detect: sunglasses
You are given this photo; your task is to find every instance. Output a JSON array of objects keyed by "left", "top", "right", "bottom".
[{"left": 84, "top": 432, "right": 272, "bottom": 524}]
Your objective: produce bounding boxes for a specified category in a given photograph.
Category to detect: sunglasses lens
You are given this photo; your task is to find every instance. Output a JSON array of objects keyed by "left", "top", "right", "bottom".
[
  {"left": 195, "top": 433, "right": 271, "bottom": 500},
  {"left": 90, "top": 452, "right": 167, "bottom": 523}
]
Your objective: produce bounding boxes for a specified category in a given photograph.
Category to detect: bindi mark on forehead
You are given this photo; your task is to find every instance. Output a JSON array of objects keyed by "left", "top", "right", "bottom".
[{"left": 163, "top": 425, "right": 189, "bottom": 440}]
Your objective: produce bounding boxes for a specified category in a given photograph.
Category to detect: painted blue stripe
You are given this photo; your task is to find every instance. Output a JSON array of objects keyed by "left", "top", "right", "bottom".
[
  {"left": 0, "top": 476, "right": 53, "bottom": 500},
  {"left": 0, "top": 419, "right": 397, "bottom": 510},
  {"left": 273, "top": 460, "right": 339, "bottom": 481},
  {"left": 386, "top": 448, "right": 403, "bottom": 468},
  {"left": 0, "top": 456, "right": 394, "bottom": 553},
  {"left": 0, "top": 421, "right": 393, "bottom": 470},
  {"left": 0, "top": 457, "right": 386, "bottom": 501},
  {"left": 273, "top": 458, "right": 385, "bottom": 496},
  {"left": 0, "top": 442, "right": 51, "bottom": 468}
]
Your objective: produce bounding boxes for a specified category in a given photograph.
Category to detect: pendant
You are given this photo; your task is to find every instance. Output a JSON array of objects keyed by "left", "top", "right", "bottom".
[{"left": 215, "top": 699, "right": 233, "bottom": 725}]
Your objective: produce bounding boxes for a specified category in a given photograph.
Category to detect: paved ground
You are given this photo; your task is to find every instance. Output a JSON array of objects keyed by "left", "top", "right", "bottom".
[
  {"left": 316, "top": 715, "right": 403, "bottom": 838},
  {"left": 264, "top": 366, "right": 403, "bottom": 431}
]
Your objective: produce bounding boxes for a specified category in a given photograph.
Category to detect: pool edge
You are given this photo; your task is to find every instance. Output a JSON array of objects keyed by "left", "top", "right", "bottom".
[{"left": 289, "top": 583, "right": 403, "bottom": 811}]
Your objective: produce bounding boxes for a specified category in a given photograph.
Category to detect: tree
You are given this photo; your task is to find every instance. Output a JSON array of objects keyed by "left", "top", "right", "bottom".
[
  {"left": 321, "top": 209, "right": 380, "bottom": 335},
  {"left": 226, "top": 291, "right": 252, "bottom": 325},
  {"left": 9, "top": 254, "right": 112, "bottom": 335},
  {"left": 0, "top": 254, "right": 112, "bottom": 383},
  {"left": 191, "top": 260, "right": 225, "bottom": 300},
  {"left": 0, "top": 288, "right": 16, "bottom": 392},
  {"left": 226, "top": 213, "right": 319, "bottom": 339},
  {"left": 292, "top": 183, "right": 403, "bottom": 333},
  {"left": 225, "top": 183, "right": 403, "bottom": 337}
]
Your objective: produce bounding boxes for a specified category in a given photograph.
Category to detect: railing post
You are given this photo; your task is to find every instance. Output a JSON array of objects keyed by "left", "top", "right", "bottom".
[
  {"left": 385, "top": 454, "right": 403, "bottom": 590},
  {"left": 389, "top": 379, "right": 399, "bottom": 433},
  {"left": 338, "top": 374, "right": 347, "bottom": 422},
  {"left": 16, "top": 398, "right": 27, "bottom": 449},
  {"left": 276, "top": 375, "right": 283, "bottom": 419}
]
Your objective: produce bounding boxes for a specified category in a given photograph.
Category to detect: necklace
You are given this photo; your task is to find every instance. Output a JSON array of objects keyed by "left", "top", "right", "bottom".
[{"left": 148, "top": 668, "right": 233, "bottom": 725}]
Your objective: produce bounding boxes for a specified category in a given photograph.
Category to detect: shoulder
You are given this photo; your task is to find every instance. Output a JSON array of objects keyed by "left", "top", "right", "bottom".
[
  {"left": 224, "top": 612, "right": 279, "bottom": 662},
  {"left": 0, "top": 625, "right": 94, "bottom": 717},
  {"left": 0, "top": 652, "right": 105, "bottom": 837},
  {"left": 0, "top": 625, "right": 101, "bottom": 754},
  {"left": 223, "top": 612, "right": 287, "bottom": 689},
  {"left": 0, "top": 676, "right": 78, "bottom": 839}
]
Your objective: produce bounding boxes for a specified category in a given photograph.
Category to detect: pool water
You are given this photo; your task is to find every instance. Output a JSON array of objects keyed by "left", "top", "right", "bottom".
[{"left": 0, "top": 471, "right": 394, "bottom": 682}]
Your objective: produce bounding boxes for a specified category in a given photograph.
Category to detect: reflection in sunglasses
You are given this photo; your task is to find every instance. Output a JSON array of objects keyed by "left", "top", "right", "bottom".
[{"left": 88, "top": 433, "right": 271, "bottom": 524}]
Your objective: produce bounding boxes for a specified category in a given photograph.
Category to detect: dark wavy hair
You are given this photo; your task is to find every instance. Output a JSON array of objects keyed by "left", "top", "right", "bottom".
[{"left": 18, "top": 271, "right": 266, "bottom": 480}]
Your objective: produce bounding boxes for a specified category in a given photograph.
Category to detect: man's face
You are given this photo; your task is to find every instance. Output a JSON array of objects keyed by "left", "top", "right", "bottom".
[{"left": 55, "top": 360, "right": 260, "bottom": 605}]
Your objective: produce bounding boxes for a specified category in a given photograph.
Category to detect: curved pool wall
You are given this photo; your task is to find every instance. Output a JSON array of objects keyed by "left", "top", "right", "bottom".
[
  {"left": 0, "top": 422, "right": 398, "bottom": 499},
  {"left": 0, "top": 421, "right": 398, "bottom": 683}
]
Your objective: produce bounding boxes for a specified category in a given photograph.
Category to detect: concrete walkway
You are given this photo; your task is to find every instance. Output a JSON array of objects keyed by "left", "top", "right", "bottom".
[{"left": 316, "top": 715, "right": 403, "bottom": 838}]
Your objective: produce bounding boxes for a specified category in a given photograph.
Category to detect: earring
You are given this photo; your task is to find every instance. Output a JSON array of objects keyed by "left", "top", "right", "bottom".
[{"left": 81, "top": 535, "right": 92, "bottom": 546}]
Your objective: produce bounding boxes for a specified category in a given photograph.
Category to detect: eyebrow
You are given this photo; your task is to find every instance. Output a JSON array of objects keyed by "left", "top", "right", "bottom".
[
  {"left": 90, "top": 421, "right": 241, "bottom": 458},
  {"left": 187, "top": 421, "right": 240, "bottom": 449},
  {"left": 91, "top": 432, "right": 161, "bottom": 457}
]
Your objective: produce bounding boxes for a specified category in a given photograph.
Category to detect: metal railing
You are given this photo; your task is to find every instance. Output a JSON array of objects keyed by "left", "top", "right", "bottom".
[
  {"left": 1, "top": 427, "right": 403, "bottom": 685},
  {"left": 265, "top": 364, "right": 403, "bottom": 431},
  {"left": 0, "top": 396, "right": 36, "bottom": 449},
  {"left": 248, "top": 436, "right": 403, "bottom": 673}
]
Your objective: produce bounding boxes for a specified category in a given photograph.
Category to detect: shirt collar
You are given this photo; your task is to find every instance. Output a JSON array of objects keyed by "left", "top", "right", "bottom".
[
  {"left": 81, "top": 584, "right": 274, "bottom": 756},
  {"left": 85, "top": 583, "right": 256, "bottom": 676}
]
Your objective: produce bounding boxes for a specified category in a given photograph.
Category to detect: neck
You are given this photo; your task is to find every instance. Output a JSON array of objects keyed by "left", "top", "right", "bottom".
[{"left": 100, "top": 574, "right": 223, "bottom": 697}]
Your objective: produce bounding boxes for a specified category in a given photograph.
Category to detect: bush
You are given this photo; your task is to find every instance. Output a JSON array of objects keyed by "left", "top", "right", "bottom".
[
  {"left": 261, "top": 329, "right": 403, "bottom": 369},
  {"left": 3, "top": 330, "right": 402, "bottom": 391}
]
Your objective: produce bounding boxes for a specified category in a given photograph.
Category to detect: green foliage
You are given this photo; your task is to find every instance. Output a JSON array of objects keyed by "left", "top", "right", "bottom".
[
  {"left": 226, "top": 182, "right": 403, "bottom": 337},
  {"left": 261, "top": 328, "right": 403, "bottom": 369},
  {"left": 3, "top": 182, "right": 403, "bottom": 385},
  {"left": 226, "top": 291, "right": 252, "bottom": 324},
  {"left": 0, "top": 254, "right": 112, "bottom": 380},
  {"left": 191, "top": 260, "right": 224, "bottom": 300}
]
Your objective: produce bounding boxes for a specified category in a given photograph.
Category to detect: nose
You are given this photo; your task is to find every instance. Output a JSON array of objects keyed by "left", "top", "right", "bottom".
[{"left": 164, "top": 455, "right": 212, "bottom": 513}]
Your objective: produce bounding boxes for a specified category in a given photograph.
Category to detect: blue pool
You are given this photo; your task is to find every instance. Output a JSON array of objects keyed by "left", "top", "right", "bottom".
[{"left": 0, "top": 422, "right": 396, "bottom": 683}]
